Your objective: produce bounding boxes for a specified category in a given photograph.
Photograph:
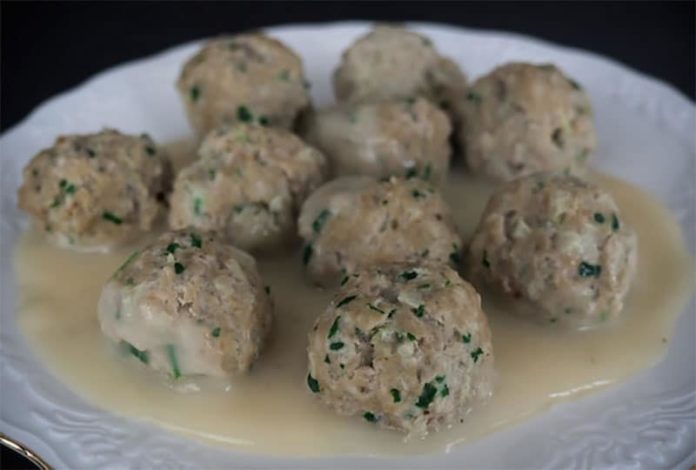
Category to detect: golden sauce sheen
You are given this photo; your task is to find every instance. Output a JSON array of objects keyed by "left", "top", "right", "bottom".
[{"left": 13, "top": 142, "right": 694, "bottom": 456}]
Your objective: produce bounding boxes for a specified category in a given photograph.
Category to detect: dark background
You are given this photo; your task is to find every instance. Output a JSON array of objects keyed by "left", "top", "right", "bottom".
[{"left": 1, "top": 1, "right": 694, "bottom": 467}]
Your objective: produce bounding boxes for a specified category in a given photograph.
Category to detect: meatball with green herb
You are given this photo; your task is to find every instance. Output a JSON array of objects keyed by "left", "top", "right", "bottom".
[
  {"left": 333, "top": 25, "right": 467, "bottom": 125},
  {"left": 169, "top": 124, "right": 327, "bottom": 252},
  {"left": 306, "top": 263, "right": 493, "bottom": 436},
  {"left": 177, "top": 33, "right": 311, "bottom": 135},
  {"left": 98, "top": 229, "right": 273, "bottom": 379},
  {"left": 459, "top": 63, "right": 596, "bottom": 182},
  {"left": 467, "top": 172, "right": 637, "bottom": 328},
  {"left": 302, "top": 97, "right": 452, "bottom": 183},
  {"left": 298, "top": 176, "right": 462, "bottom": 286},
  {"left": 17, "top": 129, "right": 170, "bottom": 252}
]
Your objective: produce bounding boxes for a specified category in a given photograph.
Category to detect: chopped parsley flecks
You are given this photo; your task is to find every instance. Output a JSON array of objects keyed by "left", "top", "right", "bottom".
[
  {"left": 259, "top": 115, "right": 270, "bottom": 126},
  {"left": 302, "top": 243, "right": 313, "bottom": 265},
  {"left": 174, "top": 262, "right": 186, "bottom": 275},
  {"left": 208, "top": 169, "right": 216, "bottom": 180},
  {"left": 405, "top": 167, "right": 418, "bottom": 179},
  {"left": 363, "top": 411, "right": 378, "bottom": 423},
  {"left": 329, "top": 341, "right": 345, "bottom": 351},
  {"left": 400, "top": 270, "right": 418, "bottom": 281},
  {"left": 578, "top": 261, "right": 602, "bottom": 278},
  {"left": 411, "top": 189, "right": 426, "bottom": 199},
  {"left": 549, "top": 318, "right": 558, "bottom": 324},
  {"left": 86, "top": 148, "right": 96, "bottom": 158},
  {"left": 593, "top": 212, "right": 605, "bottom": 224},
  {"left": 568, "top": 79, "right": 582, "bottom": 90},
  {"left": 102, "top": 211, "right": 123, "bottom": 225},
  {"left": 336, "top": 295, "right": 357, "bottom": 308},
  {"left": 368, "top": 303, "right": 385, "bottom": 314},
  {"left": 340, "top": 275, "right": 350, "bottom": 286},
  {"left": 165, "top": 344, "right": 181, "bottom": 379},
  {"left": 126, "top": 342, "right": 149, "bottom": 364},
  {"left": 599, "top": 310, "right": 610, "bottom": 322},
  {"left": 312, "top": 209, "right": 331, "bottom": 234},
  {"left": 449, "top": 244, "right": 461, "bottom": 265},
  {"left": 435, "top": 375, "right": 445, "bottom": 383},
  {"left": 440, "top": 384, "right": 450, "bottom": 397},
  {"left": 277, "top": 69, "right": 290, "bottom": 81},
  {"left": 117, "top": 250, "right": 139, "bottom": 274},
  {"left": 415, "top": 382, "right": 438, "bottom": 409},
  {"left": 551, "top": 128, "right": 564, "bottom": 148},
  {"left": 190, "top": 85, "right": 201, "bottom": 102},
  {"left": 125, "top": 277, "right": 135, "bottom": 286},
  {"left": 471, "top": 347, "right": 484, "bottom": 363},
  {"left": 462, "top": 332, "right": 471, "bottom": 343},
  {"left": 387, "top": 308, "right": 397, "bottom": 318},
  {"left": 406, "top": 332, "right": 417, "bottom": 341},
  {"left": 328, "top": 316, "right": 340, "bottom": 338},
  {"left": 390, "top": 388, "right": 402, "bottom": 403},
  {"left": 265, "top": 285, "right": 271, "bottom": 295},
  {"left": 166, "top": 243, "right": 180, "bottom": 255},
  {"left": 324, "top": 354, "right": 331, "bottom": 364},
  {"left": 418, "top": 283, "right": 431, "bottom": 290},
  {"left": 564, "top": 307, "right": 573, "bottom": 315},
  {"left": 412, "top": 305, "right": 425, "bottom": 318},
  {"left": 237, "top": 105, "right": 253, "bottom": 123},
  {"left": 482, "top": 250, "right": 491, "bottom": 268},
  {"left": 466, "top": 91, "right": 482, "bottom": 104},
  {"left": 307, "top": 373, "right": 320, "bottom": 393},
  {"left": 193, "top": 197, "right": 203, "bottom": 216},
  {"left": 145, "top": 145, "right": 156, "bottom": 156},
  {"left": 190, "top": 232, "right": 202, "bottom": 248},
  {"left": 611, "top": 214, "right": 620, "bottom": 231},
  {"left": 211, "top": 327, "right": 221, "bottom": 338}
]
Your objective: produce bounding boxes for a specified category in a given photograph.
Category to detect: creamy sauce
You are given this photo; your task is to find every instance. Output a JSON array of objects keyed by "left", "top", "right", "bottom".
[{"left": 13, "top": 142, "right": 694, "bottom": 456}]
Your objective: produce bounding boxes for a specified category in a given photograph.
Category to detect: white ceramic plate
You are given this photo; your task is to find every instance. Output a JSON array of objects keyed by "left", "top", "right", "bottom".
[{"left": 1, "top": 22, "right": 694, "bottom": 469}]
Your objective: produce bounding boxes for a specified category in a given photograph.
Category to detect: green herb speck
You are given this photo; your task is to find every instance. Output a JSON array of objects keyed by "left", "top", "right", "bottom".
[
  {"left": 126, "top": 342, "right": 149, "bottom": 364},
  {"left": 329, "top": 341, "right": 345, "bottom": 351},
  {"left": 412, "top": 305, "right": 425, "bottom": 318},
  {"left": 312, "top": 209, "right": 331, "bottom": 234},
  {"left": 411, "top": 189, "right": 426, "bottom": 199},
  {"left": 368, "top": 303, "right": 385, "bottom": 314},
  {"left": 594, "top": 212, "right": 605, "bottom": 224},
  {"left": 237, "top": 105, "right": 253, "bottom": 122},
  {"left": 307, "top": 373, "right": 320, "bottom": 393},
  {"left": 102, "top": 211, "right": 122, "bottom": 225},
  {"left": 415, "top": 382, "right": 438, "bottom": 409},
  {"left": 482, "top": 250, "right": 491, "bottom": 268},
  {"left": 552, "top": 128, "right": 564, "bottom": 148},
  {"left": 440, "top": 384, "right": 450, "bottom": 397},
  {"left": 324, "top": 354, "right": 331, "bottom": 364},
  {"left": 328, "top": 316, "right": 340, "bottom": 338},
  {"left": 578, "top": 261, "right": 602, "bottom": 278},
  {"left": 363, "top": 412, "right": 377, "bottom": 422},
  {"left": 462, "top": 333, "right": 471, "bottom": 343},
  {"left": 211, "top": 327, "right": 221, "bottom": 337},
  {"left": 165, "top": 344, "right": 181, "bottom": 379},
  {"left": 190, "top": 85, "right": 200, "bottom": 102},
  {"left": 193, "top": 197, "right": 203, "bottom": 216},
  {"left": 166, "top": 243, "right": 180, "bottom": 255},
  {"left": 466, "top": 91, "right": 482, "bottom": 104},
  {"left": 471, "top": 347, "right": 484, "bottom": 363},
  {"left": 400, "top": 270, "right": 418, "bottom": 281},
  {"left": 145, "top": 145, "right": 156, "bottom": 156},
  {"left": 190, "top": 232, "right": 202, "bottom": 248},
  {"left": 611, "top": 214, "right": 620, "bottom": 231},
  {"left": 302, "top": 243, "right": 313, "bottom": 265},
  {"left": 405, "top": 167, "right": 418, "bottom": 179},
  {"left": 390, "top": 388, "right": 401, "bottom": 403},
  {"left": 277, "top": 69, "right": 290, "bottom": 81},
  {"left": 336, "top": 295, "right": 357, "bottom": 308},
  {"left": 406, "top": 332, "right": 417, "bottom": 341},
  {"left": 174, "top": 262, "right": 185, "bottom": 275}
]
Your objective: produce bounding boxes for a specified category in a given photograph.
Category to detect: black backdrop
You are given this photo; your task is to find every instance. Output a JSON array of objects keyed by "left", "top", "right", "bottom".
[{"left": 0, "top": 1, "right": 694, "bottom": 468}]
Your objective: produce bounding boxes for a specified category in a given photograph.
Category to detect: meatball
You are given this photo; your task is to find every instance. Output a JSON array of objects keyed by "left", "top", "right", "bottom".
[
  {"left": 98, "top": 229, "right": 273, "bottom": 378},
  {"left": 306, "top": 263, "right": 493, "bottom": 436},
  {"left": 302, "top": 97, "right": 452, "bottom": 183},
  {"left": 333, "top": 26, "right": 467, "bottom": 122},
  {"left": 467, "top": 172, "right": 637, "bottom": 328},
  {"left": 17, "top": 129, "right": 170, "bottom": 252},
  {"left": 458, "top": 63, "right": 596, "bottom": 182},
  {"left": 298, "top": 176, "right": 462, "bottom": 285},
  {"left": 177, "top": 34, "right": 311, "bottom": 135},
  {"left": 169, "top": 124, "right": 327, "bottom": 252}
]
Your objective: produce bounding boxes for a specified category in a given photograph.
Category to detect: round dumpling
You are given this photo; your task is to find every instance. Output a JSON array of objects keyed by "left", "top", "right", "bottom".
[
  {"left": 298, "top": 176, "right": 462, "bottom": 285},
  {"left": 98, "top": 229, "right": 273, "bottom": 378},
  {"left": 302, "top": 97, "right": 452, "bottom": 183},
  {"left": 306, "top": 263, "right": 494, "bottom": 436},
  {"left": 169, "top": 124, "right": 327, "bottom": 252},
  {"left": 467, "top": 172, "right": 637, "bottom": 328},
  {"left": 17, "top": 129, "right": 170, "bottom": 252},
  {"left": 177, "top": 34, "right": 311, "bottom": 135},
  {"left": 333, "top": 25, "right": 467, "bottom": 122},
  {"left": 458, "top": 62, "right": 596, "bottom": 181}
]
